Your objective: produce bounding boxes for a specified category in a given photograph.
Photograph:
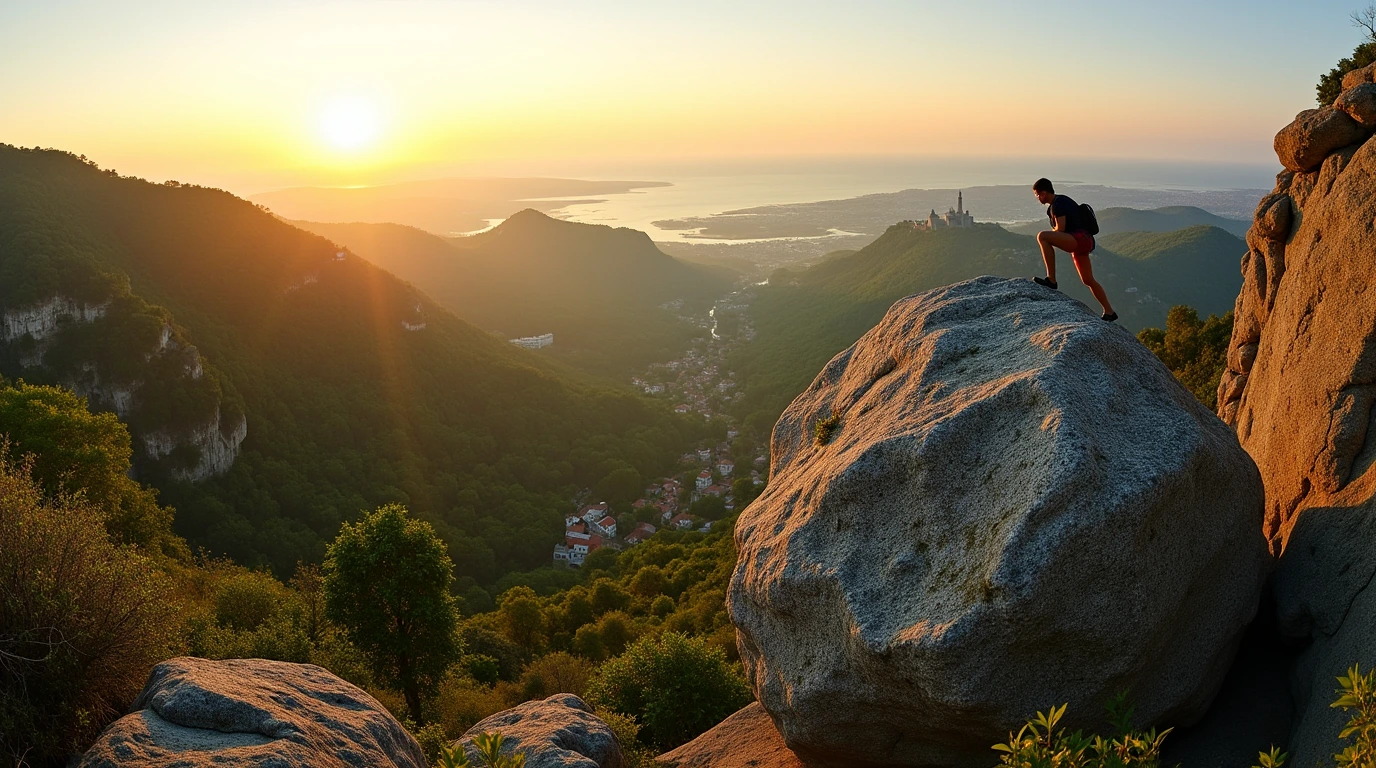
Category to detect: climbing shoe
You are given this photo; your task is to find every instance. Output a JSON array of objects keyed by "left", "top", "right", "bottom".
[
  {"left": 1102, "top": 312, "right": 1119, "bottom": 322},
  {"left": 1033, "top": 276, "right": 1058, "bottom": 290}
]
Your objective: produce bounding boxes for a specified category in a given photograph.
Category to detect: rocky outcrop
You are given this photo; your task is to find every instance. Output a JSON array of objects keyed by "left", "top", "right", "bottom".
[
  {"left": 1217, "top": 70, "right": 1376, "bottom": 766},
  {"left": 655, "top": 703, "right": 807, "bottom": 768},
  {"left": 1, "top": 293, "right": 246, "bottom": 481},
  {"left": 1, "top": 295, "right": 109, "bottom": 343},
  {"left": 140, "top": 406, "right": 248, "bottom": 481},
  {"left": 1273, "top": 107, "right": 1368, "bottom": 172},
  {"left": 454, "top": 694, "right": 623, "bottom": 768},
  {"left": 78, "top": 657, "right": 425, "bottom": 768},
  {"left": 729, "top": 277, "right": 1268, "bottom": 768}
]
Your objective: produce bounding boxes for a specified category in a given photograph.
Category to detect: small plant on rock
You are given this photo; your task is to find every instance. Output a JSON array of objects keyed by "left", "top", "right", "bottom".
[
  {"left": 1251, "top": 745, "right": 1286, "bottom": 768},
  {"left": 1333, "top": 664, "right": 1376, "bottom": 767},
  {"left": 813, "top": 410, "right": 842, "bottom": 446},
  {"left": 434, "top": 732, "right": 526, "bottom": 768}
]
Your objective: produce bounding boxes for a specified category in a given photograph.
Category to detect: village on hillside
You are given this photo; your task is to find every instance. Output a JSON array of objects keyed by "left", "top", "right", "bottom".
[{"left": 553, "top": 286, "right": 767, "bottom": 567}]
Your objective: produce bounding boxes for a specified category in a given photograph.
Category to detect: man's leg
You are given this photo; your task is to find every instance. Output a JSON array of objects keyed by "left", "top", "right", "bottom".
[
  {"left": 1036, "top": 230, "right": 1078, "bottom": 283},
  {"left": 1072, "top": 254, "right": 1116, "bottom": 315}
]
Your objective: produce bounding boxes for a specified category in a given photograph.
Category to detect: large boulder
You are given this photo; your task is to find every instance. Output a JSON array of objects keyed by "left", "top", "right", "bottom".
[
  {"left": 1218, "top": 71, "right": 1376, "bottom": 767},
  {"left": 728, "top": 276, "right": 1268, "bottom": 768},
  {"left": 1273, "top": 106, "right": 1369, "bottom": 172},
  {"left": 655, "top": 703, "right": 807, "bottom": 768},
  {"left": 454, "top": 694, "right": 623, "bottom": 768},
  {"left": 78, "top": 657, "right": 425, "bottom": 768}
]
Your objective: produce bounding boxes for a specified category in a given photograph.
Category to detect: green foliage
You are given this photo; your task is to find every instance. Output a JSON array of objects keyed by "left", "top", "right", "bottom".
[
  {"left": 992, "top": 696, "right": 1171, "bottom": 768},
  {"left": 1318, "top": 42, "right": 1376, "bottom": 104},
  {"left": 586, "top": 631, "right": 752, "bottom": 750},
  {"left": 0, "top": 454, "right": 181, "bottom": 767},
  {"left": 596, "top": 708, "right": 657, "bottom": 768},
  {"left": 813, "top": 410, "right": 842, "bottom": 446},
  {"left": 1137, "top": 306, "right": 1233, "bottom": 409},
  {"left": 415, "top": 722, "right": 451, "bottom": 765},
  {"left": 324, "top": 503, "right": 461, "bottom": 725},
  {"left": 436, "top": 732, "right": 527, "bottom": 768},
  {"left": 0, "top": 146, "right": 709, "bottom": 580},
  {"left": 1333, "top": 664, "right": 1376, "bottom": 766},
  {"left": 517, "top": 651, "right": 591, "bottom": 701},
  {"left": 0, "top": 381, "right": 184, "bottom": 556},
  {"left": 1252, "top": 746, "right": 1287, "bottom": 768},
  {"left": 294, "top": 213, "right": 730, "bottom": 378}
]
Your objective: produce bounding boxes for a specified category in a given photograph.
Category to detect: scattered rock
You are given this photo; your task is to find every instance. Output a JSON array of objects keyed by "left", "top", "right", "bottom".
[
  {"left": 655, "top": 703, "right": 807, "bottom": 768},
  {"left": 78, "top": 657, "right": 425, "bottom": 768},
  {"left": 455, "top": 694, "right": 623, "bottom": 768},
  {"left": 1273, "top": 107, "right": 1369, "bottom": 172},
  {"left": 1336, "top": 82, "right": 1376, "bottom": 128},
  {"left": 1341, "top": 61, "right": 1376, "bottom": 91},
  {"left": 729, "top": 276, "right": 1268, "bottom": 768}
]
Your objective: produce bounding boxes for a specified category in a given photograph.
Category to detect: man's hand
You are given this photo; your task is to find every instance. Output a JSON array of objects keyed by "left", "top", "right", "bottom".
[{"left": 1053, "top": 214, "right": 1068, "bottom": 232}]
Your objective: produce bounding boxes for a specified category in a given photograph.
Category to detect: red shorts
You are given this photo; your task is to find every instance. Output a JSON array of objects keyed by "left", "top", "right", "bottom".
[{"left": 1070, "top": 232, "right": 1095, "bottom": 265}]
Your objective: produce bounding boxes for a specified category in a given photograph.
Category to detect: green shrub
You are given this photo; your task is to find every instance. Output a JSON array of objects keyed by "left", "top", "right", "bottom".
[
  {"left": 0, "top": 455, "right": 181, "bottom": 766},
  {"left": 1333, "top": 664, "right": 1376, "bottom": 766},
  {"left": 586, "top": 631, "right": 751, "bottom": 750},
  {"left": 596, "top": 708, "right": 656, "bottom": 768},
  {"left": 436, "top": 732, "right": 527, "bottom": 768},
  {"left": 992, "top": 696, "right": 1170, "bottom": 768},
  {"left": 414, "top": 722, "right": 450, "bottom": 764},
  {"left": 517, "top": 651, "right": 590, "bottom": 701},
  {"left": 813, "top": 410, "right": 841, "bottom": 446}
]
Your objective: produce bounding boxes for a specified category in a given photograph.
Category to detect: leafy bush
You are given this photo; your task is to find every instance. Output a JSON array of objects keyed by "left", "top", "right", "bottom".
[
  {"left": 1318, "top": 41, "right": 1376, "bottom": 104},
  {"left": 436, "top": 732, "right": 527, "bottom": 768},
  {"left": 992, "top": 696, "right": 1170, "bottom": 768},
  {"left": 1334, "top": 664, "right": 1376, "bottom": 766},
  {"left": 516, "top": 651, "right": 590, "bottom": 701},
  {"left": 586, "top": 631, "right": 751, "bottom": 750},
  {"left": 324, "top": 503, "right": 461, "bottom": 726},
  {"left": 596, "top": 708, "right": 656, "bottom": 768},
  {"left": 0, "top": 454, "right": 181, "bottom": 766},
  {"left": 1137, "top": 306, "right": 1232, "bottom": 409}
]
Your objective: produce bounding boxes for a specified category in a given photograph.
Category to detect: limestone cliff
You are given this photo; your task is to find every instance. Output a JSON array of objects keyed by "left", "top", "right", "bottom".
[
  {"left": 0, "top": 288, "right": 245, "bottom": 481},
  {"left": 1217, "top": 63, "right": 1376, "bottom": 764}
]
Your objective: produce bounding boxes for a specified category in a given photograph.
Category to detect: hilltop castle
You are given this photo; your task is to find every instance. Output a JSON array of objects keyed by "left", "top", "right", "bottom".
[{"left": 915, "top": 191, "right": 975, "bottom": 230}]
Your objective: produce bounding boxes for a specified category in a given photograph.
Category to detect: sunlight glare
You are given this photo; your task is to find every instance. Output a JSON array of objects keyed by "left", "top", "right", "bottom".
[{"left": 319, "top": 97, "right": 381, "bottom": 152}]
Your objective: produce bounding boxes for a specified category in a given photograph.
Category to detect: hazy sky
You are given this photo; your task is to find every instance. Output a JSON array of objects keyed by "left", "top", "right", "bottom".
[{"left": 1, "top": 0, "right": 1367, "bottom": 192}]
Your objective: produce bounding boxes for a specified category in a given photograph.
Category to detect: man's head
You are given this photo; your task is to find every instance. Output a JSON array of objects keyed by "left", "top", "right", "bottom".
[{"left": 1033, "top": 177, "right": 1055, "bottom": 204}]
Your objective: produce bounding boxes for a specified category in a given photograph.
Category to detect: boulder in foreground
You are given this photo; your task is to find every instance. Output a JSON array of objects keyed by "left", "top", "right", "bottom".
[
  {"left": 78, "top": 657, "right": 425, "bottom": 768},
  {"left": 655, "top": 702, "right": 807, "bottom": 768},
  {"left": 454, "top": 694, "right": 623, "bottom": 768},
  {"left": 728, "top": 276, "right": 1268, "bottom": 767}
]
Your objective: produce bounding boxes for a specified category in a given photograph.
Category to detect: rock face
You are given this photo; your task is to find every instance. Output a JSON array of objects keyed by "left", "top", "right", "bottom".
[
  {"left": 1273, "top": 107, "right": 1368, "bottom": 172},
  {"left": 78, "top": 657, "right": 425, "bottom": 768},
  {"left": 455, "top": 694, "right": 623, "bottom": 768},
  {"left": 1217, "top": 69, "right": 1376, "bottom": 766},
  {"left": 655, "top": 702, "right": 807, "bottom": 768},
  {"left": 728, "top": 276, "right": 1268, "bottom": 768}
]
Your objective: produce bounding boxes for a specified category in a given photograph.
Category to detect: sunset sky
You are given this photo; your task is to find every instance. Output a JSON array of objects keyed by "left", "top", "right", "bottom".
[{"left": 1, "top": 0, "right": 1366, "bottom": 192}]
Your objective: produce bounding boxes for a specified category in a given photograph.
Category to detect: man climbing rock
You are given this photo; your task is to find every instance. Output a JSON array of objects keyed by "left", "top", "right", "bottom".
[{"left": 1031, "top": 178, "right": 1118, "bottom": 322}]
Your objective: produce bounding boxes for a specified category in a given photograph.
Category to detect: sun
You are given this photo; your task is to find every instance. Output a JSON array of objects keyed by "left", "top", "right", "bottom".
[{"left": 318, "top": 97, "right": 381, "bottom": 152}]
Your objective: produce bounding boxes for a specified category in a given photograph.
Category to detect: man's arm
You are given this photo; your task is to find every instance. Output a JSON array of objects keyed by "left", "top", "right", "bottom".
[{"left": 1053, "top": 215, "right": 1068, "bottom": 232}]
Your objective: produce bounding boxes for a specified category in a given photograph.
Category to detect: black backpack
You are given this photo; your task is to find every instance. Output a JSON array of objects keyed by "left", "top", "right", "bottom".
[{"left": 1079, "top": 203, "right": 1100, "bottom": 236}]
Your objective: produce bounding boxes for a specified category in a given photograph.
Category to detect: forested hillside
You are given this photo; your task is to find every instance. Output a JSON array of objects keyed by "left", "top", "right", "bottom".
[
  {"left": 294, "top": 211, "right": 732, "bottom": 376},
  {"left": 731, "top": 223, "right": 1244, "bottom": 431},
  {"left": 0, "top": 146, "right": 707, "bottom": 582}
]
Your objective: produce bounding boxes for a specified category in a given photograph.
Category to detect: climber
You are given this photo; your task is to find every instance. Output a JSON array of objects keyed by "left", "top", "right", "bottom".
[{"left": 1030, "top": 178, "right": 1117, "bottom": 322}]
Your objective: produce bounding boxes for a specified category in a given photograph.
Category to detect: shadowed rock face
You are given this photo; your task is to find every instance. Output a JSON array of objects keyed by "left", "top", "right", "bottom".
[
  {"left": 728, "top": 276, "right": 1267, "bottom": 768},
  {"left": 455, "top": 694, "right": 623, "bottom": 768},
  {"left": 78, "top": 657, "right": 425, "bottom": 768},
  {"left": 1218, "top": 69, "right": 1376, "bottom": 766}
]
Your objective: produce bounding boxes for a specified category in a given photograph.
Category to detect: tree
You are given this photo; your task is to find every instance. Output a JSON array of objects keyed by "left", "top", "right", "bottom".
[
  {"left": 0, "top": 454, "right": 180, "bottom": 766},
  {"left": 497, "top": 586, "right": 544, "bottom": 652},
  {"left": 587, "top": 632, "right": 751, "bottom": 750},
  {"left": 0, "top": 382, "right": 182, "bottom": 556},
  {"left": 1137, "top": 306, "right": 1233, "bottom": 409},
  {"left": 1318, "top": 3, "right": 1376, "bottom": 104},
  {"left": 324, "top": 504, "right": 461, "bottom": 725}
]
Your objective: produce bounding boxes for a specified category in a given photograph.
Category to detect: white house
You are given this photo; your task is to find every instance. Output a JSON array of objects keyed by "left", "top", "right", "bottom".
[
  {"left": 695, "top": 470, "right": 712, "bottom": 491},
  {"left": 716, "top": 458, "right": 734, "bottom": 477}
]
